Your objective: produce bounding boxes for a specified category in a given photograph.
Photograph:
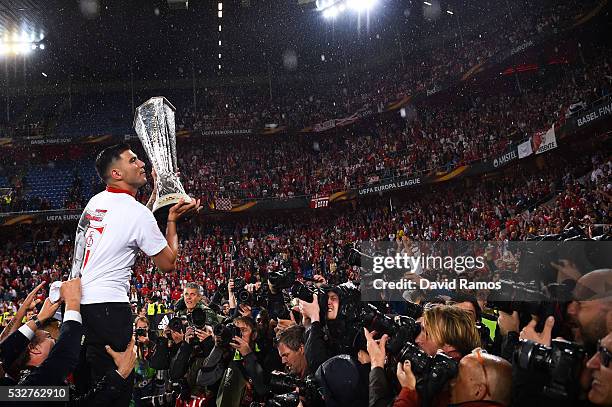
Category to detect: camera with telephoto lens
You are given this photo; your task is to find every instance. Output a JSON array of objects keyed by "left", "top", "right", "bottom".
[
  {"left": 398, "top": 342, "right": 459, "bottom": 406},
  {"left": 351, "top": 303, "right": 422, "bottom": 355},
  {"left": 234, "top": 277, "right": 269, "bottom": 306},
  {"left": 135, "top": 327, "right": 148, "bottom": 337},
  {"left": 515, "top": 339, "right": 585, "bottom": 400},
  {"left": 267, "top": 371, "right": 322, "bottom": 407},
  {"left": 289, "top": 281, "right": 326, "bottom": 304},
  {"left": 186, "top": 307, "right": 208, "bottom": 345},
  {"left": 268, "top": 268, "right": 296, "bottom": 291},
  {"left": 213, "top": 322, "right": 242, "bottom": 346},
  {"left": 187, "top": 307, "right": 207, "bottom": 329},
  {"left": 166, "top": 316, "right": 187, "bottom": 340},
  {"left": 487, "top": 280, "right": 572, "bottom": 330},
  {"left": 141, "top": 382, "right": 182, "bottom": 407}
]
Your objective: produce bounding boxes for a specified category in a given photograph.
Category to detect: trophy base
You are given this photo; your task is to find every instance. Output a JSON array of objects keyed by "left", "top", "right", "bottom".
[{"left": 152, "top": 193, "right": 193, "bottom": 223}]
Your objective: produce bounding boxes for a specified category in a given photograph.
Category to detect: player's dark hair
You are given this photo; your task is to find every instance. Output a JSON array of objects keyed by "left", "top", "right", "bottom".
[{"left": 95, "top": 143, "right": 131, "bottom": 182}]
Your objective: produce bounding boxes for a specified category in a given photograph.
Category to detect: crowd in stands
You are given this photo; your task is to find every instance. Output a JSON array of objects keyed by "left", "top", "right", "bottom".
[
  {"left": 0, "top": 1, "right": 608, "bottom": 211},
  {"left": 0, "top": 149, "right": 609, "bottom": 406},
  {"left": 2, "top": 149, "right": 608, "bottom": 318},
  {"left": 170, "top": 49, "right": 611, "bottom": 203},
  {"left": 177, "top": 0, "right": 604, "bottom": 132},
  {"left": 2, "top": 43, "right": 610, "bottom": 212}
]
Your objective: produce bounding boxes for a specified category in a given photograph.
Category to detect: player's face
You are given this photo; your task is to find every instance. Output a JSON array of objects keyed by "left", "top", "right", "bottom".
[{"left": 118, "top": 150, "right": 147, "bottom": 188}]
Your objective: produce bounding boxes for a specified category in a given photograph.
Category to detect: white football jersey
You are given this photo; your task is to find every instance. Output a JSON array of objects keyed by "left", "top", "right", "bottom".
[{"left": 71, "top": 187, "right": 168, "bottom": 304}]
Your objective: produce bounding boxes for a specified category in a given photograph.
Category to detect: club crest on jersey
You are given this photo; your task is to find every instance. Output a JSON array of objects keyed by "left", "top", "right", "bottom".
[{"left": 85, "top": 209, "right": 108, "bottom": 222}]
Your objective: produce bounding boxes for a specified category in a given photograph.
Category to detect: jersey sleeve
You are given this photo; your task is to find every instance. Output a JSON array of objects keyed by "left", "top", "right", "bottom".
[{"left": 135, "top": 208, "right": 168, "bottom": 257}]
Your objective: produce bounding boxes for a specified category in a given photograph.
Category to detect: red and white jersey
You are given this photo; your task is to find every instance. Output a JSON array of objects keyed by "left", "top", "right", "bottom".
[{"left": 72, "top": 187, "right": 167, "bottom": 304}]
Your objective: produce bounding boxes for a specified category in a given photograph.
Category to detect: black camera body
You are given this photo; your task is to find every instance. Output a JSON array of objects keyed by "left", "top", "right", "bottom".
[
  {"left": 167, "top": 317, "right": 187, "bottom": 337},
  {"left": 135, "top": 327, "right": 148, "bottom": 337},
  {"left": 398, "top": 342, "right": 459, "bottom": 406},
  {"left": 213, "top": 322, "right": 242, "bottom": 346},
  {"left": 290, "top": 281, "right": 327, "bottom": 304},
  {"left": 352, "top": 303, "right": 421, "bottom": 356},
  {"left": 268, "top": 371, "right": 321, "bottom": 407},
  {"left": 187, "top": 308, "right": 207, "bottom": 329},
  {"left": 515, "top": 339, "right": 585, "bottom": 400},
  {"left": 268, "top": 269, "right": 296, "bottom": 291},
  {"left": 487, "top": 280, "right": 573, "bottom": 332},
  {"left": 234, "top": 277, "right": 270, "bottom": 307}
]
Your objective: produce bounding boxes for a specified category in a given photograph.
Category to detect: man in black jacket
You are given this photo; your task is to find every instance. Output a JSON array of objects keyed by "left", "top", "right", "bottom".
[
  {"left": 0, "top": 297, "right": 60, "bottom": 382},
  {"left": 6, "top": 278, "right": 138, "bottom": 406},
  {"left": 299, "top": 289, "right": 341, "bottom": 373},
  {"left": 11, "top": 279, "right": 83, "bottom": 387}
]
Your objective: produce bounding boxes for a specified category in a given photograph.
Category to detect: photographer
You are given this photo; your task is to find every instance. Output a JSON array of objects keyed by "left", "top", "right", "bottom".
[
  {"left": 202, "top": 316, "right": 271, "bottom": 406},
  {"left": 585, "top": 331, "right": 612, "bottom": 406},
  {"left": 132, "top": 316, "right": 160, "bottom": 406},
  {"left": 277, "top": 325, "right": 309, "bottom": 378},
  {"left": 415, "top": 305, "right": 481, "bottom": 359},
  {"left": 299, "top": 287, "right": 350, "bottom": 372},
  {"left": 507, "top": 269, "right": 612, "bottom": 407},
  {"left": 567, "top": 269, "right": 612, "bottom": 347},
  {"left": 367, "top": 305, "right": 480, "bottom": 407},
  {"left": 229, "top": 276, "right": 289, "bottom": 320},
  {"left": 168, "top": 318, "right": 215, "bottom": 401},
  {"left": 175, "top": 282, "right": 223, "bottom": 325}
]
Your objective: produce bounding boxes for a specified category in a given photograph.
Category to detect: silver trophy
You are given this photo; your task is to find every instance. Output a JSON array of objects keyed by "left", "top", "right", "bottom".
[{"left": 134, "top": 97, "right": 191, "bottom": 215}]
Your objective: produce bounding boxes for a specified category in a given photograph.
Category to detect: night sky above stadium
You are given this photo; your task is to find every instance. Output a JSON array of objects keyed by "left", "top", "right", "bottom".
[{"left": 0, "top": 0, "right": 496, "bottom": 85}]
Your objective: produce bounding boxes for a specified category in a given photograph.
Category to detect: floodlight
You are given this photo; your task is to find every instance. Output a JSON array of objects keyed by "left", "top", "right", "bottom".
[
  {"left": 39, "top": 43, "right": 45, "bottom": 50},
  {"left": 323, "top": 6, "right": 338, "bottom": 18},
  {"left": 347, "top": 0, "right": 377, "bottom": 12},
  {"left": 22, "top": 43, "right": 31, "bottom": 53}
]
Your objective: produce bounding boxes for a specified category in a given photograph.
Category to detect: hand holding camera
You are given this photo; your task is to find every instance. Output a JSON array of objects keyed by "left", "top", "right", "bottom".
[
  {"left": 195, "top": 326, "right": 212, "bottom": 342},
  {"left": 498, "top": 311, "right": 520, "bottom": 336},
  {"left": 364, "top": 327, "right": 388, "bottom": 369},
  {"left": 298, "top": 293, "right": 320, "bottom": 323},
  {"left": 520, "top": 316, "right": 555, "bottom": 347},
  {"left": 185, "top": 326, "right": 196, "bottom": 344},
  {"left": 230, "top": 334, "right": 252, "bottom": 356},
  {"left": 397, "top": 360, "right": 417, "bottom": 391}
]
